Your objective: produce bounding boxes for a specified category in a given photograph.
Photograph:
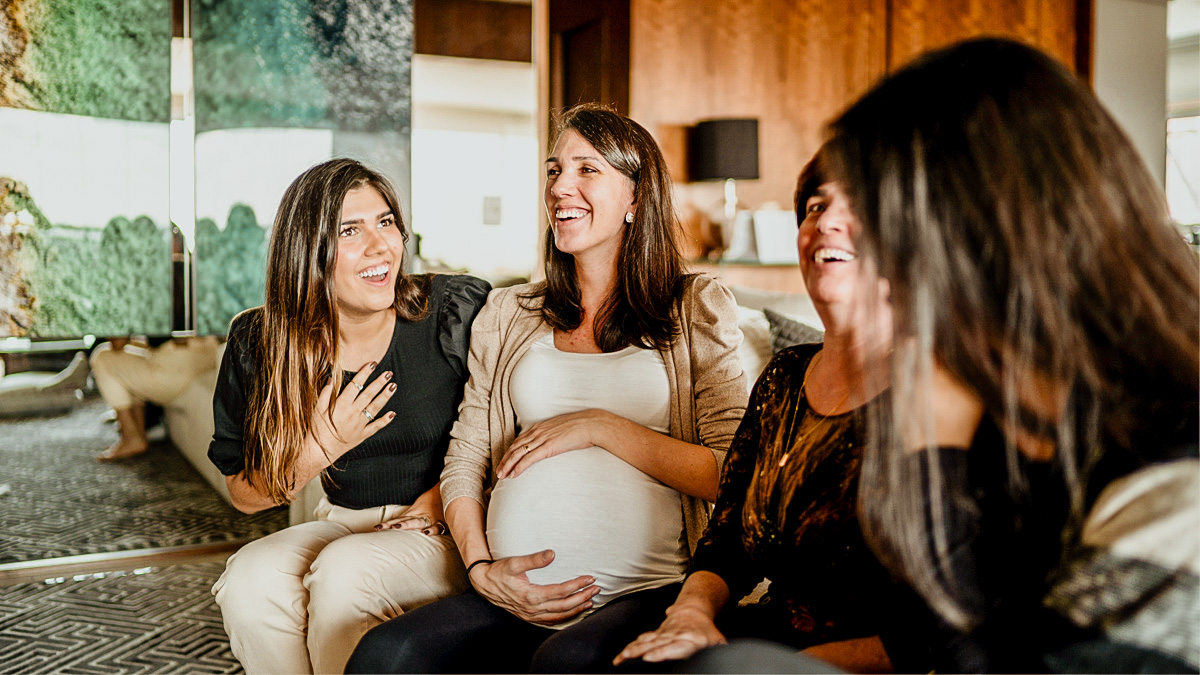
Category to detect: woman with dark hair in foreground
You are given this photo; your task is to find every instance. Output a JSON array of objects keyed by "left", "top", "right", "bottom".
[
  {"left": 347, "top": 104, "right": 748, "bottom": 673},
  {"left": 836, "top": 38, "right": 1196, "bottom": 673},
  {"left": 830, "top": 38, "right": 1195, "bottom": 672},
  {"left": 631, "top": 36, "right": 1198, "bottom": 675}
]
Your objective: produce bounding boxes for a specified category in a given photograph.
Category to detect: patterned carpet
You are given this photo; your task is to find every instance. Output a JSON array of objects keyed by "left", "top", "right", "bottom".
[
  {"left": 0, "top": 561, "right": 241, "bottom": 673},
  {"left": 0, "top": 397, "right": 287, "bottom": 564}
]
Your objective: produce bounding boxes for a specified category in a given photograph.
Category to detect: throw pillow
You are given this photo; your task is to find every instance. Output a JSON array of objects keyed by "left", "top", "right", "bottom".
[{"left": 764, "top": 307, "right": 824, "bottom": 353}]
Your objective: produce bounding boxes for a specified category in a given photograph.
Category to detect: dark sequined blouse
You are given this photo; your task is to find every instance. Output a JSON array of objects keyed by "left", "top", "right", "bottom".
[{"left": 691, "top": 343, "right": 903, "bottom": 648}]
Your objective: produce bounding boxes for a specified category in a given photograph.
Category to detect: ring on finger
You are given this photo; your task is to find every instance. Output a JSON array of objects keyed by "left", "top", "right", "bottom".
[
  {"left": 353, "top": 382, "right": 364, "bottom": 392},
  {"left": 363, "top": 409, "right": 375, "bottom": 421}
]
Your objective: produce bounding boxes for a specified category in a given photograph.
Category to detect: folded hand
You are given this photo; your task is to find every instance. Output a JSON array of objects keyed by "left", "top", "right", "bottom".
[{"left": 376, "top": 483, "right": 446, "bottom": 536}]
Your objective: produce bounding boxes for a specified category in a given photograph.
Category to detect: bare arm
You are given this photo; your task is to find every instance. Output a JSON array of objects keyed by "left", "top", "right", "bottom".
[
  {"left": 225, "top": 433, "right": 336, "bottom": 513},
  {"left": 499, "top": 410, "right": 720, "bottom": 501},
  {"left": 444, "top": 495, "right": 491, "bottom": 568}
]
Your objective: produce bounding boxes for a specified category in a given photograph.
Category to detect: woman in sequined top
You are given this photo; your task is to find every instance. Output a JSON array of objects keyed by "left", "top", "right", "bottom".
[{"left": 616, "top": 153, "right": 908, "bottom": 673}]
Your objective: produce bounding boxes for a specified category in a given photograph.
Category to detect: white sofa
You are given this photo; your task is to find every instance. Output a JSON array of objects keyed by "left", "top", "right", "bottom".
[
  {"left": 163, "top": 345, "right": 231, "bottom": 502},
  {"left": 0, "top": 351, "right": 90, "bottom": 417}
]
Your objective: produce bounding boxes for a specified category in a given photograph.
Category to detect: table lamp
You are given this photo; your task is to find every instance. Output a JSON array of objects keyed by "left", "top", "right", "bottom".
[{"left": 689, "top": 118, "right": 760, "bottom": 223}]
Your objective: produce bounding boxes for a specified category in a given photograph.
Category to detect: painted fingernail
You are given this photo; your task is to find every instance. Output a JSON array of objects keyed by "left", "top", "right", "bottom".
[
  {"left": 367, "top": 361, "right": 377, "bottom": 370},
  {"left": 388, "top": 382, "right": 397, "bottom": 392},
  {"left": 386, "top": 411, "right": 396, "bottom": 420},
  {"left": 383, "top": 370, "right": 392, "bottom": 380}
]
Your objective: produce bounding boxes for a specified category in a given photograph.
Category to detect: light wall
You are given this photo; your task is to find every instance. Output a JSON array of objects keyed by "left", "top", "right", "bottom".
[
  {"left": 1093, "top": 0, "right": 1169, "bottom": 186},
  {"left": 194, "top": 128, "right": 333, "bottom": 229},
  {"left": 411, "top": 55, "right": 539, "bottom": 280},
  {"left": 0, "top": 108, "right": 168, "bottom": 228}
]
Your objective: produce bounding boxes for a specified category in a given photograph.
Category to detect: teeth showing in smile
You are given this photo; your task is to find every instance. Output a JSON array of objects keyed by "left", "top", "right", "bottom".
[
  {"left": 359, "top": 262, "right": 390, "bottom": 279},
  {"left": 814, "top": 247, "right": 855, "bottom": 263},
  {"left": 556, "top": 208, "right": 587, "bottom": 220}
]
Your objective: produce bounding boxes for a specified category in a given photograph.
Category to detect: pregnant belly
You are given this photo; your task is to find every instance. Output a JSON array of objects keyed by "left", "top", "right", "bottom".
[{"left": 487, "top": 448, "right": 686, "bottom": 618}]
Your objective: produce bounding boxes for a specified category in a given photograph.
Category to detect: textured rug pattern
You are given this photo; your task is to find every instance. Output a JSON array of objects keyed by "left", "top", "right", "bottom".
[
  {"left": 0, "top": 561, "right": 241, "bottom": 673},
  {"left": 0, "top": 398, "right": 287, "bottom": 564}
]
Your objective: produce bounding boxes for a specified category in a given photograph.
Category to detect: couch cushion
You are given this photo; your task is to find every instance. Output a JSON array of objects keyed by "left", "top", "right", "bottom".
[
  {"left": 764, "top": 307, "right": 824, "bottom": 353},
  {"left": 736, "top": 305, "right": 773, "bottom": 389}
]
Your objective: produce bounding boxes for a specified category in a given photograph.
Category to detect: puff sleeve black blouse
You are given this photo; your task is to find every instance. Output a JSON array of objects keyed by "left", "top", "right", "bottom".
[{"left": 207, "top": 273, "right": 491, "bottom": 509}]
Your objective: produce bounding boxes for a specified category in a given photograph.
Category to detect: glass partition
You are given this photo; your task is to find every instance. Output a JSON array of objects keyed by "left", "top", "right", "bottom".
[
  {"left": 191, "top": 0, "right": 414, "bottom": 335},
  {"left": 0, "top": 0, "right": 172, "bottom": 338}
]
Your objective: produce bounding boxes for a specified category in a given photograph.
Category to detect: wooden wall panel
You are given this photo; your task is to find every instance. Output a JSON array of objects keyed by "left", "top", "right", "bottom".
[
  {"left": 629, "top": 0, "right": 888, "bottom": 212},
  {"left": 415, "top": 0, "right": 532, "bottom": 62},
  {"left": 888, "top": 0, "right": 1082, "bottom": 73}
]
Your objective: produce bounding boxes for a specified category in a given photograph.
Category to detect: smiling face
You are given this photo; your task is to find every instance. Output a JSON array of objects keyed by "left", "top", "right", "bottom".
[
  {"left": 333, "top": 185, "right": 404, "bottom": 322},
  {"left": 797, "top": 181, "right": 863, "bottom": 304},
  {"left": 798, "top": 180, "right": 894, "bottom": 339},
  {"left": 544, "top": 129, "right": 637, "bottom": 265}
]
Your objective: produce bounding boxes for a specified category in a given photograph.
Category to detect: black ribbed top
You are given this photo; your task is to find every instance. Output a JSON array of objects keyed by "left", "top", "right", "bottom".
[{"left": 208, "top": 274, "right": 491, "bottom": 508}]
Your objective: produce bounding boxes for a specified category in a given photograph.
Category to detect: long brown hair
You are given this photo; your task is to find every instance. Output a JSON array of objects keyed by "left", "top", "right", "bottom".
[
  {"left": 527, "top": 103, "right": 686, "bottom": 351},
  {"left": 243, "top": 158, "right": 429, "bottom": 504},
  {"left": 825, "top": 38, "right": 1200, "bottom": 629}
]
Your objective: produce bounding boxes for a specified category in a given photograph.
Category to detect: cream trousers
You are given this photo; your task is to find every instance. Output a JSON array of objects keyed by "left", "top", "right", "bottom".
[
  {"left": 89, "top": 338, "right": 219, "bottom": 409},
  {"left": 212, "top": 497, "right": 468, "bottom": 674}
]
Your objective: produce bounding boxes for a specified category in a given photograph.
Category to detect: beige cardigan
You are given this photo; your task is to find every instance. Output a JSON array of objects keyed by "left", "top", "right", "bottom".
[{"left": 441, "top": 274, "right": 749, "bottom": 554}]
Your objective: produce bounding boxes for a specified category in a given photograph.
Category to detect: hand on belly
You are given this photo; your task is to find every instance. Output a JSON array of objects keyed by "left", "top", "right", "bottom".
[{"left": 487, "top": 448, "right": 687, "bottom": 614}]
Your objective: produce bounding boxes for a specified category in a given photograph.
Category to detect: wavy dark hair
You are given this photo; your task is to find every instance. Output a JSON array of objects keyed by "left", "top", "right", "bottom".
[
  {"left": 824, "top": 38, "right": 1200, "bottom": 629},
  {"left": 243, "top": 158, "right": 429, "bottom": 504},
  {"left": 526, "top": 103, "right": 686, "bottom": 351}
]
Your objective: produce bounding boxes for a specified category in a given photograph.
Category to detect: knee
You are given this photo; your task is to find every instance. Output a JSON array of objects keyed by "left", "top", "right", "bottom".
[
  {"left": 214, "top": 541, "right": 301, "bottom": 617},
  {"left": 304, "top": 535, "right": 377, "bottom": 597},
  {"left": 532, "top": 631, "right": 610, "bottom": 674},
  {"left": 89, "top": 344, "right": 116, "bottom": 376},
  {"left": 344, "top": 619, "right": 431, "bottom": 674}
]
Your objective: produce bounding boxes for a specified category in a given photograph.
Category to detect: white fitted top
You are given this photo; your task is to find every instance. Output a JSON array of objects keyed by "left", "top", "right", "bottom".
[{"left": 487, "top": 333, "right": 687, "bottom": 627}]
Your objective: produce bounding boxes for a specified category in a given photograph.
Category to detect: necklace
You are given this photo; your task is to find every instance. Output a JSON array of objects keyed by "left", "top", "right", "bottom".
[{"left": 776, "top": 350, "right": 851, "bottom": 468}]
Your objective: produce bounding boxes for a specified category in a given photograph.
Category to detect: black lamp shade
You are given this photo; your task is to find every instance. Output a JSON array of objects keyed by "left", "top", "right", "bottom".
[{"left": 689, "top": 118, "right": 759, "bottom": 181}]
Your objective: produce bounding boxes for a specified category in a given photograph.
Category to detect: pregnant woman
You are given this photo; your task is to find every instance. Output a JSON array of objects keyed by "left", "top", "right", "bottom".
[{"left": 347, "top": 104, "right": 749, "bottom": 673}]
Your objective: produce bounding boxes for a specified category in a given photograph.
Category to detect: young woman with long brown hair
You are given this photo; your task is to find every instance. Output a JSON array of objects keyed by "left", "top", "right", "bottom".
[
  {"left": 347, "top": 104, "right": 749, "bottom": 673},
  {"left": 207, "top": 158, "right": 490, "bottom": 674}
]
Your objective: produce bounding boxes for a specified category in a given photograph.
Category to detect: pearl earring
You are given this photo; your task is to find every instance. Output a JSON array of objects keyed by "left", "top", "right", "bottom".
[{"left": 625, "top": 212, "right": 634, "bottom": 224}]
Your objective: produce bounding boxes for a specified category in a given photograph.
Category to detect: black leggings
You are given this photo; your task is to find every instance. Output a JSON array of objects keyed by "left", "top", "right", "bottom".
[{"left": 346, "top": 583, "right": 682, "bottom": 674}]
